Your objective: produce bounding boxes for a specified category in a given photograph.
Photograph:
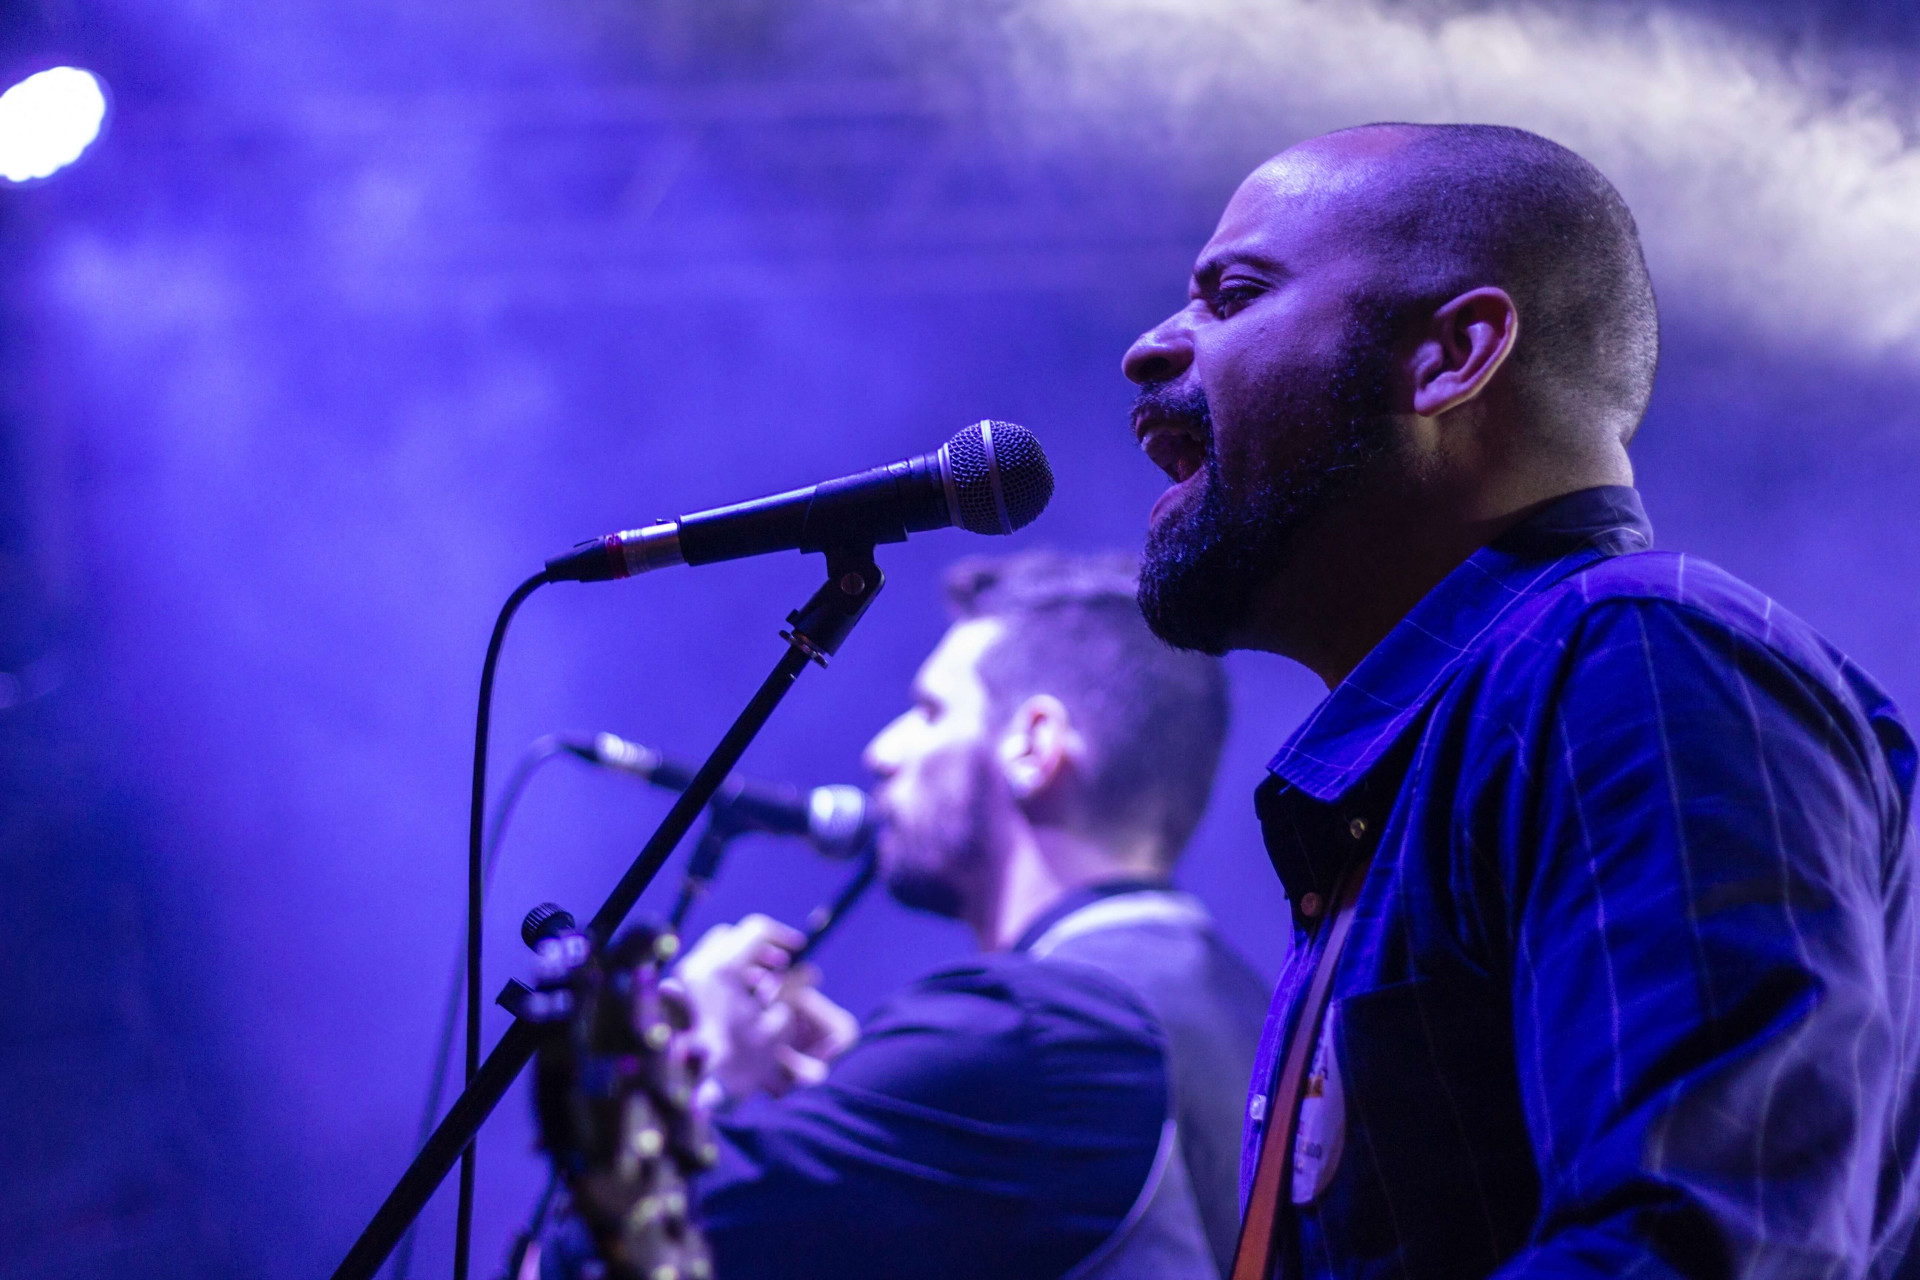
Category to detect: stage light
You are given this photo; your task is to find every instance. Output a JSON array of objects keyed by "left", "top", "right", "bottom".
[{"left": 0, "top": 66, "right": 108, "bottom": 184}]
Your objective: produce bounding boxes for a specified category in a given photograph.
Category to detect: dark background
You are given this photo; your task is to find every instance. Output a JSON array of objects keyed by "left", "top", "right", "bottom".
[{"left": 1, "top": 0, "right": 1915, "bottom": 1275}]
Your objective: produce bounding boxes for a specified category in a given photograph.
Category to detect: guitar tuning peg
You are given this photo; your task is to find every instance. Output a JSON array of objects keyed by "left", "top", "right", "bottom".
[
  {"left": 536, "top": 921, "right": 715, "bottom": 1280},
  {"left": 521, "top": 902, "right": 577, "bottom": 949}
]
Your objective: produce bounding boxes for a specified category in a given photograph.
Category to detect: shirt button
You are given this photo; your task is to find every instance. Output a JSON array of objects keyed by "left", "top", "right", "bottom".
[
  {"left": 1298, "top": 892, "right": 1323, "bottom": 919},
  {"left": 1348, "top": 816, "right": 1368, "bottom": 840}
]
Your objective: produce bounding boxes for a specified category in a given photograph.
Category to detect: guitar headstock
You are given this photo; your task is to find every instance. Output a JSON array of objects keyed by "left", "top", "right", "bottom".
[{"left": 529, "top": 918, "right": 717, "bottom": 1280}]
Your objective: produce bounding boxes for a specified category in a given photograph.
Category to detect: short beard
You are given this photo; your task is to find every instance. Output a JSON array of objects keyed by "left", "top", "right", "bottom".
[
  {"left": 881, "top": 747, "right": 994, "bottom": 921},
  {"left": 885, "top": 860, "right": 966, "bottom": 919},
  {"left": 1137, "top": 311, "right": 1400, "bottom": 655}
]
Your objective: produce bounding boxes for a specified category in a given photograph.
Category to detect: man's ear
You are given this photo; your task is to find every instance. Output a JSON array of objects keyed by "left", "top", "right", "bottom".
[
  {"left": 1407, "top": 287, "right": 1519, "bottom": 418},
  {"left": 997, "top": 694, "right": 1083, "bottom": 803}
]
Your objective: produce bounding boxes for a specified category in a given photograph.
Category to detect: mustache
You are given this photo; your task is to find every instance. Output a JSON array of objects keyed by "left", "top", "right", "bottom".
[{"left": 1131, "top": 381, "right": 1214, "bottom": 440}]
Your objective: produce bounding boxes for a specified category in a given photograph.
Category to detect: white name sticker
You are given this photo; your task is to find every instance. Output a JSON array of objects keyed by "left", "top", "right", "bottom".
[{"left": 1290, "top": 1003, "right": 1345, "bottom": 1204}]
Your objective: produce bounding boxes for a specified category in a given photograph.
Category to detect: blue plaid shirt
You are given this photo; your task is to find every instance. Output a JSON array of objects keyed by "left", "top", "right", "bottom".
[{"left": 1244, "top": 487, "right": 1920, "bottom": 1279}]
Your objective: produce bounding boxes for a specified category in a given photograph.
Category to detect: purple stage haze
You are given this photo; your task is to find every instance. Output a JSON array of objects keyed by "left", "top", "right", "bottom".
[{"left": 1, "top": 1, "right": 1916, "bottom": 1276}]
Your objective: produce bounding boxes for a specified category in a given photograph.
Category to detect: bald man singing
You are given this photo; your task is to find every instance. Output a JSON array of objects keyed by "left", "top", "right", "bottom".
[{"left": 1124, "top": 123, "right": 1920, "bottom": 1279}]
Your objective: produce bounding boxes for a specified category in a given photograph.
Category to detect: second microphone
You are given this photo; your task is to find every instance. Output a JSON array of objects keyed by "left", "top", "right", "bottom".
[{"left": 565, "top": 732, "right": 876, "bottom": 858}]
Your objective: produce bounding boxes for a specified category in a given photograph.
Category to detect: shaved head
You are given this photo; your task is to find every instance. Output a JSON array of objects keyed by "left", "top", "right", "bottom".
[
  {"left": 1125, "top": 122, "right": 1654, "bottom": 673},
  {"left": 1298, "top": 123, "right": 1660, "bottom": 446}
]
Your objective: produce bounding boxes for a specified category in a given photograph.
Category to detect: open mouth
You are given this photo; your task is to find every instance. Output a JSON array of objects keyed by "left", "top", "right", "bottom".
[{"left": 1136, "top": 414, "right": 1209, "bottom": 485}]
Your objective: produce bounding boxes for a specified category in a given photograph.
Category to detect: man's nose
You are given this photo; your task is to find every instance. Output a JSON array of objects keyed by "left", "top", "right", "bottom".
[
  {"left": 1122, "top": 313, "right": 1194, "bottom": 385},
  {"left": 861, "top": 719, "right": 904, "bottom": 778}
]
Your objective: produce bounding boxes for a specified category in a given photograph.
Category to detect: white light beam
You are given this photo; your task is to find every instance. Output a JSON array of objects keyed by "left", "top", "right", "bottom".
[{"left": 0, "top": 66, "right": 109, "bottom": 185}]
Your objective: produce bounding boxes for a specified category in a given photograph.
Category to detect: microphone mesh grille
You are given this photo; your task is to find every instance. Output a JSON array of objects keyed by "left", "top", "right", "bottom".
[
  {"left": 946, "top": 421, "right": 1053, "bottom": 534},
  {"left": 809, "top": 785, "right": 871, "bottom": 849},
  {"left": 987, "top": 422, "right": 1053, "bottom": 531}
]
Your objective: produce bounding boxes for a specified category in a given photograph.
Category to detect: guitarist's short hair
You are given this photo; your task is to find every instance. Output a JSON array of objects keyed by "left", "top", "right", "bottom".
[{"left": 944, "top": 549, "right": 1229, "bottom": 866}]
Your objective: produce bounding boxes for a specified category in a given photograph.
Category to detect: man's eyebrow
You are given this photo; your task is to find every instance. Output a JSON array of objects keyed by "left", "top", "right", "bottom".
[{"left": 1191, "top": 250, "right": 1290, "bottom": 288}]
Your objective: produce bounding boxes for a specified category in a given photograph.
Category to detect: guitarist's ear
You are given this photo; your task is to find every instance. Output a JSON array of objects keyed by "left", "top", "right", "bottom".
[{"left": 996, "top": 694, "right": 1087, "bottom": 813}]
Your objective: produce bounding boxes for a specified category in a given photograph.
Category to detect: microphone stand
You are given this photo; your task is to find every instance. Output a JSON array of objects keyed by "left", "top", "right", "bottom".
[{"left": 330, "top": 546, "right": 885, "bottom": 1280}]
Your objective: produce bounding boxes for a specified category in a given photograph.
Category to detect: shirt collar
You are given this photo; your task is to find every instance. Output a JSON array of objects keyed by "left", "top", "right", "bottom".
[
  {"left": 1010, "top": 878, "right": 1173, "bottom": 954},
  {"left": 1267, "top": 485, "right": 1653, "bottom": 803}
]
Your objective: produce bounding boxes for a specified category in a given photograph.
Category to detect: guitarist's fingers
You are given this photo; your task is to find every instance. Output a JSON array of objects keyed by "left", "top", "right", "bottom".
[
  {"left": 784, "top": 984, "right": 859, "bottom": 1062},
  {"left": 756, "top": 996, "right": 796, "bottom": 1045},
  {"left": 746, "top": 944, "right": 794, "bottom": 980},
  {"left": 681, "top": 917, "right": 800, "bottom": 998},
  {"left": 775, "top": 1044, "right": 833, "bottom": 1090},
  {"left": 676, "top": 922, "right": 740, "bottom": 985},
  {"left": 735, "top": 913, "right": 806, "bottom": 957}
]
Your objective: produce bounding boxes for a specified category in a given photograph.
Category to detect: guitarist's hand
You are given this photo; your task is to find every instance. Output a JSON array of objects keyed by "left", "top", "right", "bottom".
[
  {"left": 778, "top": 974, "right": 858, "bottom": 1086},
  {"left": 674, "top": 914, "right": 857, "bottom": 1105}
]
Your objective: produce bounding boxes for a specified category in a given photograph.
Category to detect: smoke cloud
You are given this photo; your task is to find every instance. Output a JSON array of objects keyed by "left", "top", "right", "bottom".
[{"left": 906, "top": 0, "right": 1920, "bottom": 361}]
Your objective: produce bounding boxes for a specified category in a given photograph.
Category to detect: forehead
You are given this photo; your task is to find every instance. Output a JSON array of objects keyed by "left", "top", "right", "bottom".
[
  {"left": 1195, "top": 132, "right": 1407, "bottom": 281},
  {"left": 914, "top": 617, "right": 1006, "bottom": 697}
]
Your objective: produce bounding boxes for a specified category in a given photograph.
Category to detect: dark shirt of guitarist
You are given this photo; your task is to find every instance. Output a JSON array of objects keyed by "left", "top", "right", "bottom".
[{"left": 528, "top": 550, "right": 1271, "bottom": 1280}]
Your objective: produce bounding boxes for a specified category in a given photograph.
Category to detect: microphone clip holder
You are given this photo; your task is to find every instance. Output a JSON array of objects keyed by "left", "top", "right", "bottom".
[
  {"left": 782, "top": 545, "right": 883, "bottom": 666},
  {"left": 331, "top": 543, "right": 888, "bottom": 1280}
]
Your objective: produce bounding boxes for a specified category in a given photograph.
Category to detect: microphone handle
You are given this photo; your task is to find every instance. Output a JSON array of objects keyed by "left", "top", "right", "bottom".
[
  {"left": 646, "top": 757, "right": 699, "bottom": 791},
  {"left": 678, "top": 452, "right": 952, "bottom": 566},
  {"left": 581, "top": 734, "right": 870, "bottom": 849},
  {"left": 709, "top": 775, "right": 812, "bottom": 838},
  {"left": 575, "top": 735, "right": 780, "bottom": 821},
  {"left": 551, "top": 450, "right": 955, "bottom": 581}
]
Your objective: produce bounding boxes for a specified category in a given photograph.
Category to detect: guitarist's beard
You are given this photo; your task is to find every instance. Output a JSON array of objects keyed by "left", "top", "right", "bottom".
[{"left": 877, "top": 747, "right": 995, "bottom": 922}]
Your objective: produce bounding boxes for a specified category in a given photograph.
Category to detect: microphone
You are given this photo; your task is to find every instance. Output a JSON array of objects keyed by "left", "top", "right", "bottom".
[
  {"left": 545, "top": 420, "right": 1052, "bottom": 582},
  {"left": 565, "top": 732, "right": 875, "bottom": 857}
]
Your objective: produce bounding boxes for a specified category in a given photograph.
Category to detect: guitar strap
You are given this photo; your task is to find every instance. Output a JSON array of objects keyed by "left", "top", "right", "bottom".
[{"left": 1227, "top": 852, "right": 1373, "bottom": 1280}]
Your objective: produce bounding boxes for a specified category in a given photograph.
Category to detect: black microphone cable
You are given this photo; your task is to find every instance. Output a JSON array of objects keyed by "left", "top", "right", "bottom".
[
  {"left": 389, "top": 732, "right": 569, "bottom": 1280},
  {"left": 454, "top": 569, "right": 551, "bottom": 1280}
]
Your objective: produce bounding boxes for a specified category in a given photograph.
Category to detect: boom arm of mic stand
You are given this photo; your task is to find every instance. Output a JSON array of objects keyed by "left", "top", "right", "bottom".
[{"left": 329, "top": 547, "right": 885, "bottom": 1280}]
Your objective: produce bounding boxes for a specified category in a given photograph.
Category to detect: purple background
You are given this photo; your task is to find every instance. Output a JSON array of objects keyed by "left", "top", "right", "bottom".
[{"left": 2, "top": 1, "right": 1916, "bottom": 1276}]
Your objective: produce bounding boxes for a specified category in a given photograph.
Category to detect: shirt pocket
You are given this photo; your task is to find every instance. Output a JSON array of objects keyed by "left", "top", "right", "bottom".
[{"left": 1306, "top": 972, "right": 1538, "bottom": 1277}]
